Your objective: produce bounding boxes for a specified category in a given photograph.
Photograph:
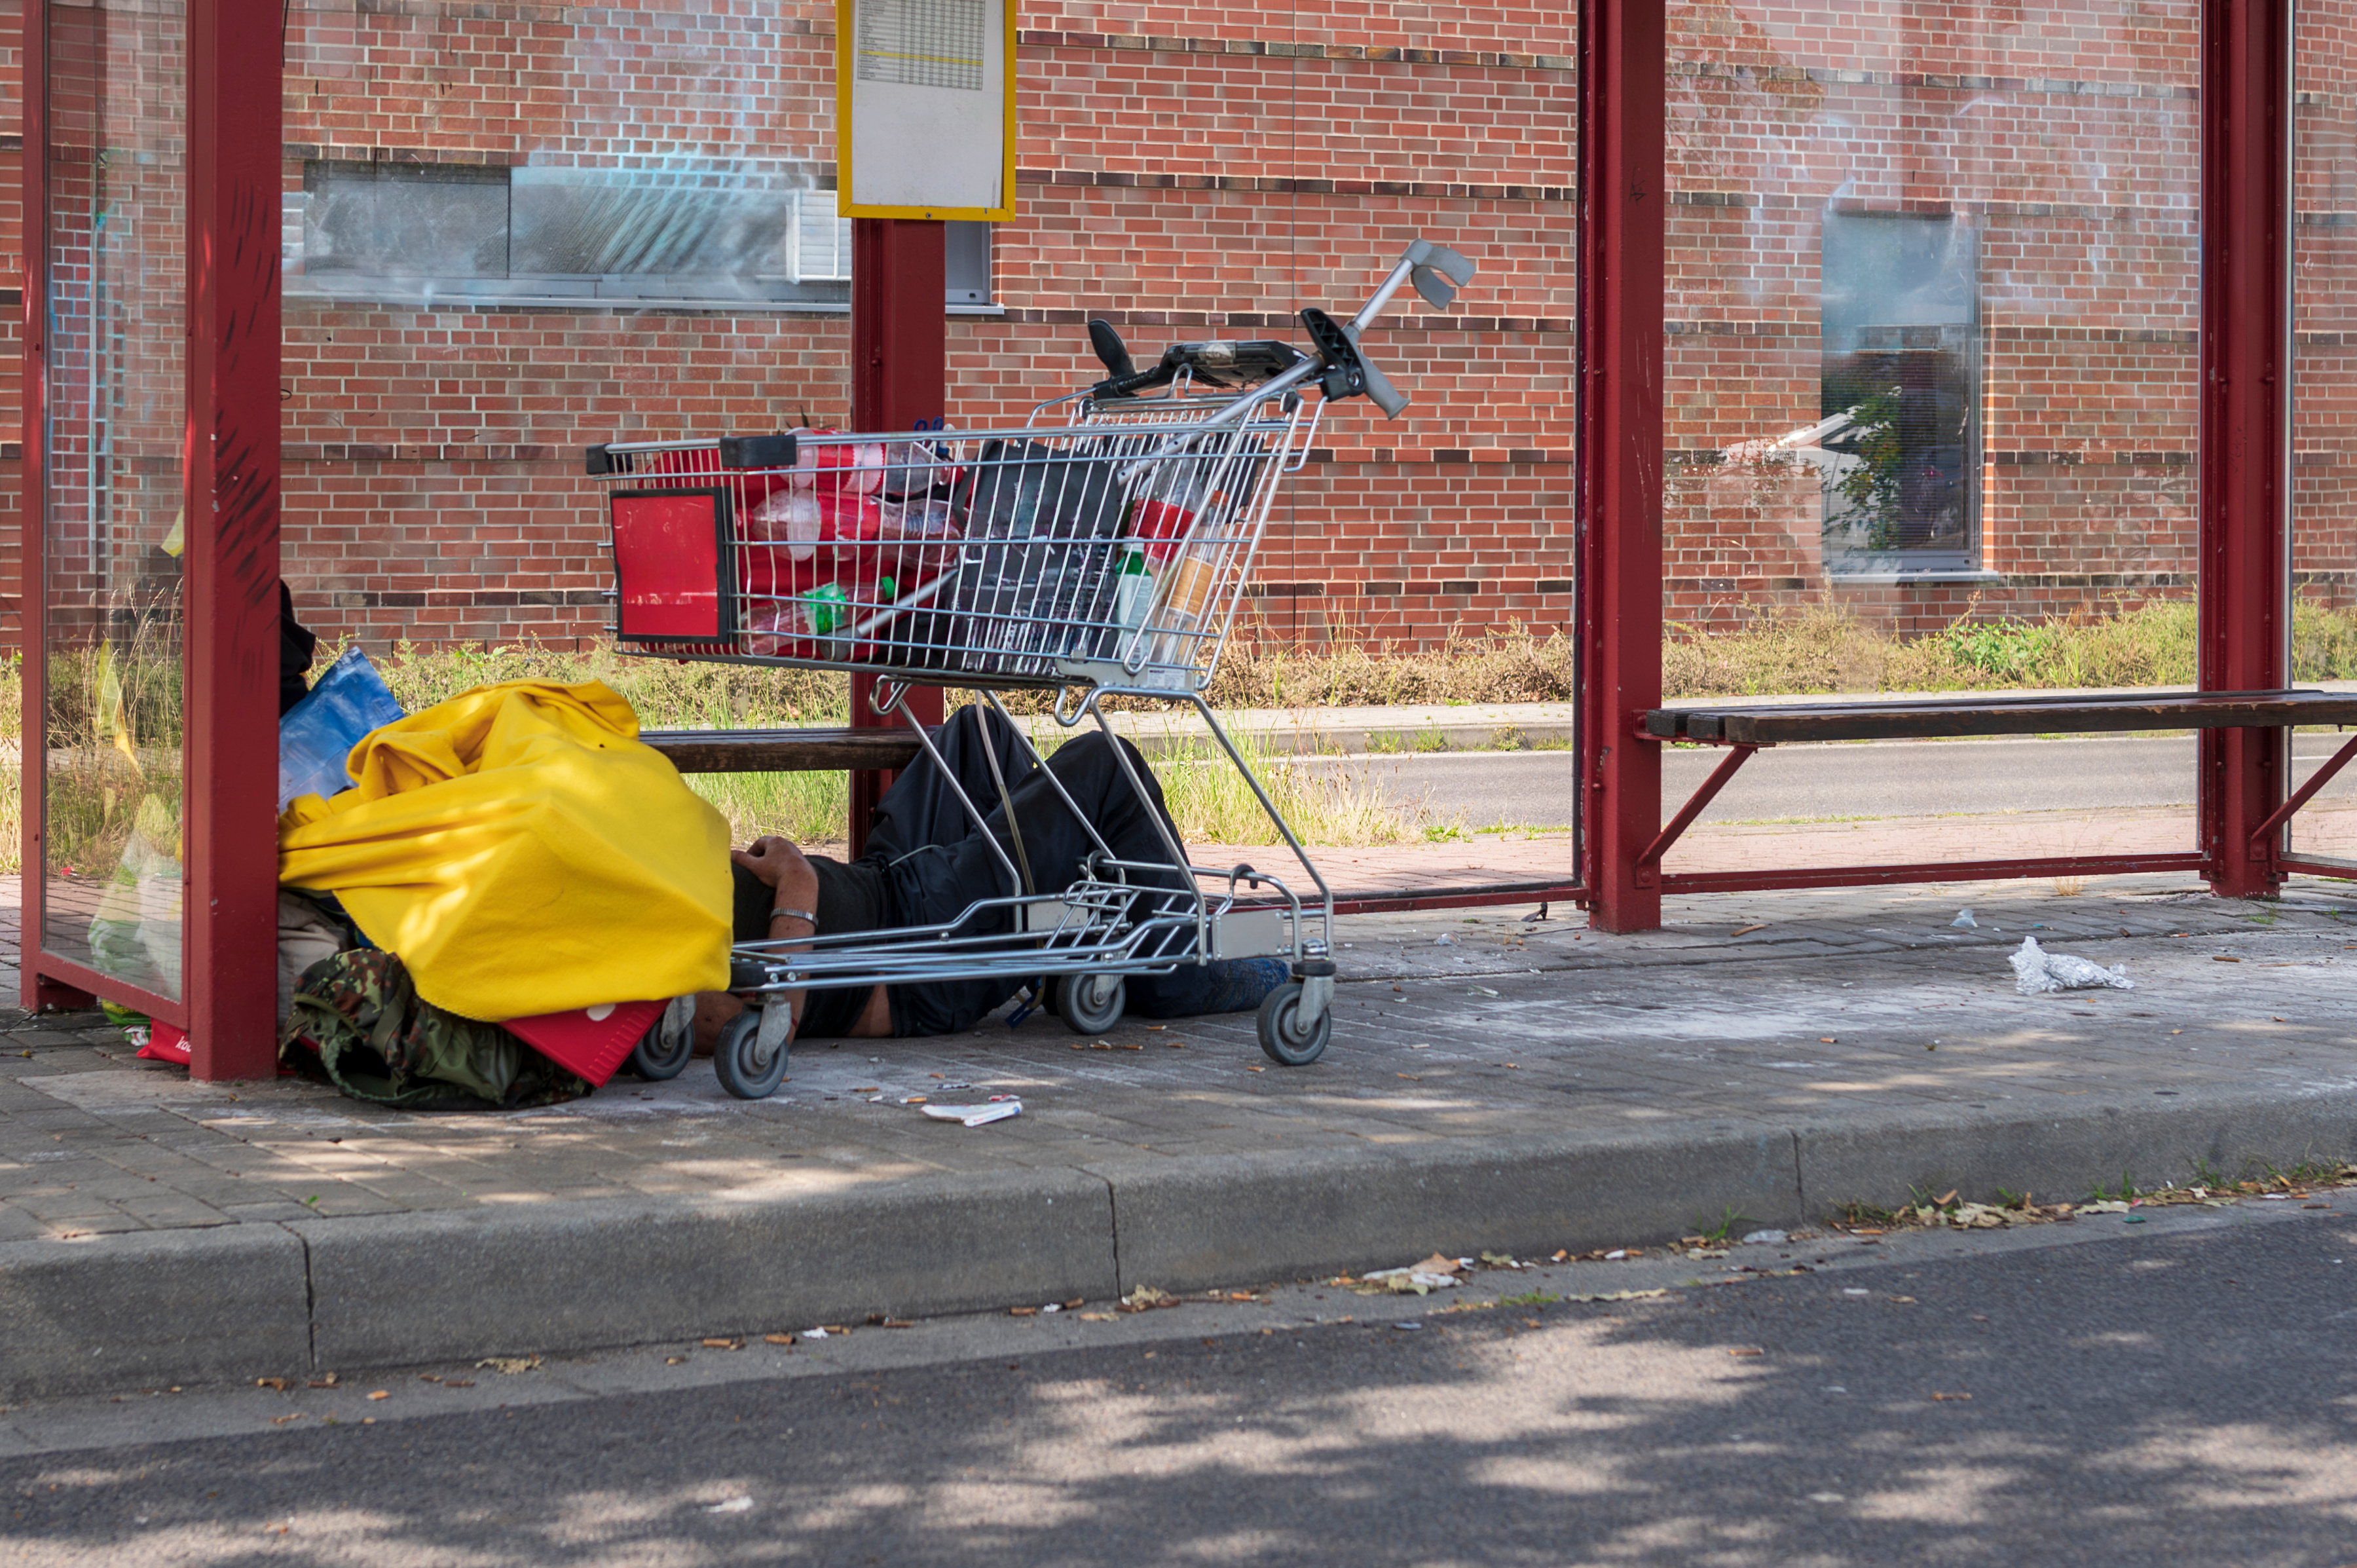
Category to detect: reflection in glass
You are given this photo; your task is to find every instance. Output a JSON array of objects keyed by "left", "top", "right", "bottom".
[
  {"left": 1819, "top": 212, "right": 1979, "bottom": 571},
  {"left": 1669, "top": 0, "right": 2199, "bottom": 607},
  {"left": 41, "top": 0, "right": 189, "bottom": 998}
]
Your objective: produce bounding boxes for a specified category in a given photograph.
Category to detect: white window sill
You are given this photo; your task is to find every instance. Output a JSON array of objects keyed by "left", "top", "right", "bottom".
[
  {"left": 1828, "top": 569, "right": 2005, "bottom": 586},
  {"left": 286, "top": 282, "right": 1001, "bottom": 316}
]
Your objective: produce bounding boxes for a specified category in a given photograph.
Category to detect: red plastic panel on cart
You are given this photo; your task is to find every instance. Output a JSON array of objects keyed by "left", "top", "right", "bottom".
[
  {"left": 611, "top": 488, "right": 733, "bottom": 642},
  {"left": 505, "top": 999, "right": 667, "bottom": 1088}
]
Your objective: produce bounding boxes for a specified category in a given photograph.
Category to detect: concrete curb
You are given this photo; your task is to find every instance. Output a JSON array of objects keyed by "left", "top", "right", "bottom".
[
  {"left": 1792, "top": 1084, "right": 2357, "bottom": 1216},
  {"left": 1083, "top": 1123, "right": 1802, "bottom": 1291},
  {"left": 4, "top": 1088, "right": 2352, "bottom": 1400},
  {"left": 0, "top": 1225, "right": 311, "bottom": 1401},
  {"left": 293, "top": 1168, "right": 1117, "bottom": 1371}
]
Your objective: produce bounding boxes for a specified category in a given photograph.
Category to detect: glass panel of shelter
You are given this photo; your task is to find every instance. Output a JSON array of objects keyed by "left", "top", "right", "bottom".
[
  {"left": 1661, "top": 0, "right": 2201, "bottom": 876},
  {"left": 278, "top": 1, "right": 1582, "bottom": 906},
  {"left": 2289, "top": 7, "right": 2357, "bottom": 867},
  {"left": 39, "top": 0, "right": 191, "bottom": 999}
]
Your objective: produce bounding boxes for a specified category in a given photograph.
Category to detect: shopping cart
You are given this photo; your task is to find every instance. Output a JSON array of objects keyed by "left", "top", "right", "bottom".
[{"left": 585, "top": 239, "right": 1476, "bottom": 1097}]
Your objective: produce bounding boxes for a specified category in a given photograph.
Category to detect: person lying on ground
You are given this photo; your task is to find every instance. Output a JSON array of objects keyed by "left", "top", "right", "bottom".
[{"left": 691, "top": 705, "right": 1289, "bottom": 1052}]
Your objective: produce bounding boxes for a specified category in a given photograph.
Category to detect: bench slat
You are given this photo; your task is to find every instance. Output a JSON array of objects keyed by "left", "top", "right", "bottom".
[
  {"left": 1646, "top": 690, "right": 2357, "bottom": 745},
  {"left": 640, "top": 728, "right": 923, "bottom": 773}
]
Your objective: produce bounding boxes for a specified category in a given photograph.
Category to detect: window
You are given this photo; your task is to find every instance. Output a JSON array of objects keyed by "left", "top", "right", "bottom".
[
  {"left": 1817, "top": 212, "right": 1980, "bottom": 575},
  {"left": 286, "top": 160, "right": 992, "bottom": 310}
]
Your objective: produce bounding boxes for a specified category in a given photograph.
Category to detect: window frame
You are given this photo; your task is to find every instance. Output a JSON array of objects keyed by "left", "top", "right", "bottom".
[
  {"left": 1817, "top": 208, "right": 1985, "bottom": 581},
  {"left": 284, "top": 161, "right": 996, "bottom": 313}
]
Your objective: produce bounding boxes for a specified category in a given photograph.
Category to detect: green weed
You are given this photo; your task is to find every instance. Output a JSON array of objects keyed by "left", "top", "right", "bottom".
[
  {"left": 1691, "top": 1204, "right": 1760, "bottom": 1244},
  {"left": 1833, "top": 1200, "right": 1901, "bottom": 1225},
  {"left": 2085, "top": 1170, "right": 2142, "bottom": 1203}
]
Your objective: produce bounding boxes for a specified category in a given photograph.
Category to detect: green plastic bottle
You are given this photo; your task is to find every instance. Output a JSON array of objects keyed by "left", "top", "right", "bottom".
[
  {"left": 1112, "top": 544, "right": 1154, "bottom": 631},
  {"left": 802, "top": 583, "right": 849, "bottom": 637}
]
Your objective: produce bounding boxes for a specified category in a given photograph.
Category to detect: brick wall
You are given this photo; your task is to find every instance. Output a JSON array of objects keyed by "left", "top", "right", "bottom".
[
  {"left": 6, "top": 1, "right": 2356, "bottom": 654},
  {"left": 267, "top": 3, "right": 1584, "bottom": 651}
]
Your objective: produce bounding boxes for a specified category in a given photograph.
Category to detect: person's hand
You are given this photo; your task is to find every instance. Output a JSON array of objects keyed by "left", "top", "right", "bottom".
[
  {"left": 733, "top": 836, "right": 821, "bottom": 946},
  {"left": 731, "top": 836, "right": 806, "bottom": 890}
]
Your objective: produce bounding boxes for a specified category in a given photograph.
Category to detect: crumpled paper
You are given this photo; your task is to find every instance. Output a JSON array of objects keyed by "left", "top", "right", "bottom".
[{"left": 2008, "top": 936, "right": 2133, "bottom": 997}]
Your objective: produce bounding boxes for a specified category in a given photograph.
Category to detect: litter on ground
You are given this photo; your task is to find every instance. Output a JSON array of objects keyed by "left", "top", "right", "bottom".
[
  {"left": 921, "top": 1096, "right": 1022, "bottom": 1127},
  {"left": 2009, "top": 936, "right": 2134, "bottom": 996}
]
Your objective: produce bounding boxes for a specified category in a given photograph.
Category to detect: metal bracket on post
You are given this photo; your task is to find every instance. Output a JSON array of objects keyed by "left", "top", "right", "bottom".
[
  {"left": 1635, "top": 744, "right": 1760, "bottom": 888},
  {"left": 2247, "top": 730, "right": 2357, "bottom": 856}
]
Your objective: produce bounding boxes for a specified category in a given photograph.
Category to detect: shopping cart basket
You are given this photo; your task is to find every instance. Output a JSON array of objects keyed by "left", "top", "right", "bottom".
[{"left": 586, "top": 238, "right": 1476, "bottom": 1096}]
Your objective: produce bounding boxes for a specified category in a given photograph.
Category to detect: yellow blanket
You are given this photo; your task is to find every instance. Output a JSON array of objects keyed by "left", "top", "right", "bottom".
[{"left": 278, "top": 680, "right": 732, "bottom": 1020}]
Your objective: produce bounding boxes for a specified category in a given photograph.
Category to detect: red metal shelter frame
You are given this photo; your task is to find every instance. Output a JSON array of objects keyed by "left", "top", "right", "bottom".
[
  {"left": 19, "top": 0, "right": 282, "bottom": 1076},
  {"left": 7, "top": 0, "right": 2317, "bottom": 1073},
  {"left": 1574, "top": 0, "right": 2307, "bottom": 931}
]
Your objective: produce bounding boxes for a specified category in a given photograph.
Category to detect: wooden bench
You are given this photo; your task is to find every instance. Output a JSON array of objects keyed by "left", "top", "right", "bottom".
[
  {"left": 1635, "top": 688, "right": 2357, "bottom": 879},
  {"left": 639, "top": 727, "right": 922, "bottom": 774}
]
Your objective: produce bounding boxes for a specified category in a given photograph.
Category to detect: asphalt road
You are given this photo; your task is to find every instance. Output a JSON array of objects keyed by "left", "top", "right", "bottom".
[
  {"left": 5, "top": 1204, "right": 2350, "bottom": 1566},
  {"left": 1318, "top": 733, "right": 2357, "bottom": 830}
]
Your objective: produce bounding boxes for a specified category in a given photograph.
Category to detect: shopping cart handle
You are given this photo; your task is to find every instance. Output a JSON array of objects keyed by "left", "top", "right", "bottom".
[
  {"left": 1092, "top": 362, "right": 1178, "bottom": 400},
  {"left": 718, "top": 432, "right": 800, "bottom": 471}
]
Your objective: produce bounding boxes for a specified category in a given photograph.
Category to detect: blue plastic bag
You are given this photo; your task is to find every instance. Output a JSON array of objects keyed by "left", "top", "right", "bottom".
[{"left": 279, "top": 646, "right": 405, "bottom": 809}]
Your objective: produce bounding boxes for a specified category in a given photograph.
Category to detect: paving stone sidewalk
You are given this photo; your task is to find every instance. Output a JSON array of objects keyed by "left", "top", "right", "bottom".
[
  {"left": 5, "top": 871, "right": 2355, "bottom": 1396},
  {"left": 5, "top": 872, "right": 2352, "bottom": 1243}
]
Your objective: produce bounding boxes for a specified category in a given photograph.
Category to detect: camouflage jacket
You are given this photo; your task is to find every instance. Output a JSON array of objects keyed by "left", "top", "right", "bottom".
[{"left": 282, "top": 949, "right": 591, "bottom": 1110}]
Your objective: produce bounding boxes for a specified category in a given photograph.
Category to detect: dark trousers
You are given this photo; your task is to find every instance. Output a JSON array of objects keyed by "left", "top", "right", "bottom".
[{"left": 872, "top": 706, "right": 1199, "bottom": 1035}]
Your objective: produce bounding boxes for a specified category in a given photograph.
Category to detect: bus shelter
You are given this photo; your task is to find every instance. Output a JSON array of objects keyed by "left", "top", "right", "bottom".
[{"left": 12, "top": 0, "right": 2329, "bottom": 1075}]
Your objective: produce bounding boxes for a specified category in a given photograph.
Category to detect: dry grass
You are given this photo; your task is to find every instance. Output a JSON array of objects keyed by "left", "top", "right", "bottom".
[
  {"left": 13, "top": 595, "right": 2357, "bottom": 869},
  {"left": 366, "top": 640, "right": 849, "bottom": 728},
  {"left": 1661, "top": 595, "right": 2354, "bottom": 696},
  {"left": 1119, "top": 725, "right": 1424, "bottom": 847}
]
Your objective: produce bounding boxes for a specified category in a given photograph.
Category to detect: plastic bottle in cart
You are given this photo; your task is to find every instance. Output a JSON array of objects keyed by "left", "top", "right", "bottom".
[
  {"left": 1112, "top": 544, "right": 1154, "bottom": 629},
  {"left": 798, "top": 576, "right": 896, "bottom": 658},
  {"left": 1129, "top": 470, "right": 1232, "bottom": 566},
  {"left": 801, "top": 584, "right": 851, "bottom": 655},
  {"left": 1098, "top": 542, "right": 1155, "bottom": 659},
  {"left": 1149, "top": 542, "right": 1221, "bottom": 673}
]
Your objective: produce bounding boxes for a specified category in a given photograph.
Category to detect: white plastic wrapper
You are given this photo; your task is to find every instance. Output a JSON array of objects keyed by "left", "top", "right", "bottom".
[{"left": 2009, "top": 935, "right": 2134, "bottom": 996}]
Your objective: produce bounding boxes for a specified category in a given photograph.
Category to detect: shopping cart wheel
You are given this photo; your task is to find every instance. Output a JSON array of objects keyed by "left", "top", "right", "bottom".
[
  {"left": 1255, "top": 983, "right": 1331, "bottom": 1066},
  {"left": 713, "top": 1007, "right": 790, "bottom": 1100},
  {"left": 626, "top": 996, "right": 695, "bottom": 1081},
  {"left": 1052, "top": 973, "right": 1126, "bottom": 1035}
]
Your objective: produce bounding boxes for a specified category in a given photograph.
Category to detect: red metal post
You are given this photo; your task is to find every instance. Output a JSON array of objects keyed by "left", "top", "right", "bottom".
[
  {"left": 1576, "top": 0, "right": 1666, "bottom": 931},
  {"left": 2197, "top": 0, "right": 2293, "bottom": 897},
  {"left": 847, "top": 217, "right": 948, "bottom": 855},
  {"left": 181, "top": 0, "right": 283, "bottom": 1075}
]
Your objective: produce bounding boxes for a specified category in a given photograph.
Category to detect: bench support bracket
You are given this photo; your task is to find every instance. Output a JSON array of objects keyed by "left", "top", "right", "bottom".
[
  {"left": 1636, "top": 744, "right": 1759, "bottom": 887},
  {"left": 2248, "top": 732, "right": 2357, "bottom": 854}
]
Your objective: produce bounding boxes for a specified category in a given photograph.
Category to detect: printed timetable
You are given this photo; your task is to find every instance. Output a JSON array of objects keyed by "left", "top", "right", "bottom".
[{"left": 855, "top": 0, "right": 986, "bottom": 92}]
